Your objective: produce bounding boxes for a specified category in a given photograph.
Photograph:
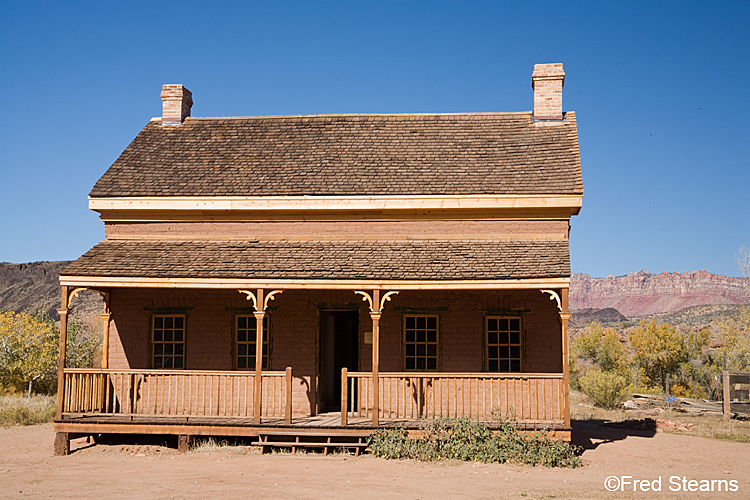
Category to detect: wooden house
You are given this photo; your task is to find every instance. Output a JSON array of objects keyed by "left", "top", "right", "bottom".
[{"left": 54, "top": 63, "right": 582, "bottom": 454}]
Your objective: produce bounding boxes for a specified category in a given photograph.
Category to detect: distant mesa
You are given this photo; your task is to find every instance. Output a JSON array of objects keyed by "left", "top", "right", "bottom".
[{"left": 570, "top": 270, "right": 750, "bottom": 318}]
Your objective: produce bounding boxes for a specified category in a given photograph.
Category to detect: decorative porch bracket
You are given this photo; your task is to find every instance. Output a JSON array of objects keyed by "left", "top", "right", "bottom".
[
  {"left": 354, "top": 290, "right": 399, "bottom": 426},
  {"left": 239, "top": 289, "right": 284, "bottom": 423},
  {"left": 540, "top": 289, "right": 562, "bottom": 312},
  {"left": 67, "top": 287, "right": 112, "bottom": 369}
]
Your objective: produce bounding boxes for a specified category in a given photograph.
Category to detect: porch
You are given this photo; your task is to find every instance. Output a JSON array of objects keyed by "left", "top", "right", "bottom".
[{"left": 55, "top": 368, "right": 569, "bottom": 437}]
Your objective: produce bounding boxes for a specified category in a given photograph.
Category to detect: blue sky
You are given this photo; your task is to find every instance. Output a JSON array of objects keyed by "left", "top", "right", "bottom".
[{"left": 1, "top": 1, "right": 748, "bottom": 277}]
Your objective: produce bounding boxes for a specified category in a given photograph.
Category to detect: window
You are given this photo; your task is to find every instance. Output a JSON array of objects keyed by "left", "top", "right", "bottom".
[
  {"left": 235, "top": 315, "right": 269, "bottom": 370},
  {"left": 486, "top": 316, "right": 522, "bottom": 372},
  {"left": 403, "top": 314, "right": 438, "bottom": 370},
  {"left": 151, "top": 314, "right": 185, "bottom": 369}
]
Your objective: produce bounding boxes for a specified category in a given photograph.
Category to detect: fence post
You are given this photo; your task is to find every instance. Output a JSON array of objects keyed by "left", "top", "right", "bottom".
[
  {"left": 723, "top": 370, "right": 731, "bottom": 420},
  {"left": 341, "top": 368, "right": 348, "bottom": 426},
  {"left": 285, "top": 367, "right": 293, "bottom": 425}
]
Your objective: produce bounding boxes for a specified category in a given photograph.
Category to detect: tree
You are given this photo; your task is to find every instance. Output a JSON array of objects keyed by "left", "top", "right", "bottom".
[
  {"left": 571, "top": 322, "right": 627, "bottom": 374},
  {"left": 737, "top": 246, "right": 750, "bottom": 278},
  {"left": 714, "top": 307, "right": 750, "bottom": 371},
  {"left": 0, "top": 310, "right": 58, "bottom": 397},
  {"left": 628, "top": 318, "right": 686, "bottom": 392}
]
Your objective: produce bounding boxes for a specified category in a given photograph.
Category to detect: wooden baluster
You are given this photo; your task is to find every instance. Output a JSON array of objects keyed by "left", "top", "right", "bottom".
[{"left": 341, "top": 368, "right": 348, "bottom": 426}]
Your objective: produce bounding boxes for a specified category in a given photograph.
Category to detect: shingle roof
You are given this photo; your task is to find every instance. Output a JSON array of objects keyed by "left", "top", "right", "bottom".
[
  {"left": 90, "top": 112, "right": 582, "bottom": 198},
  {"left": 60, "top": 239, "right": 570, "bottom": 281}
]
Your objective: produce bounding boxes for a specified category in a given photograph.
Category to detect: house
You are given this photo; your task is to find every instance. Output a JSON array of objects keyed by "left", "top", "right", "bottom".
[{"left": 53, "top": 63, "right": 582, "bottom": 455}]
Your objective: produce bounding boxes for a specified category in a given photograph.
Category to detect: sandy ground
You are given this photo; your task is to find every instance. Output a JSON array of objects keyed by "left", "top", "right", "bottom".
[{"left": 0, "top": 423, "right": 748, "bottom": 500}]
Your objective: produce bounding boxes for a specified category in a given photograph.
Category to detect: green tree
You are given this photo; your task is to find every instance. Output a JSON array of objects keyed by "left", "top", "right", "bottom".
[
  {"left": 0, "top": 311, "right": 59, "bottom": 397},
  {"left": 628, "top": 318, "right": 686, "bottom": 392}
]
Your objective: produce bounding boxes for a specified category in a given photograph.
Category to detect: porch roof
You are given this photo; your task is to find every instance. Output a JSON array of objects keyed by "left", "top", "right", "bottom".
[{"left": 60, "top": 238, "right": 570, "bottom": 282}]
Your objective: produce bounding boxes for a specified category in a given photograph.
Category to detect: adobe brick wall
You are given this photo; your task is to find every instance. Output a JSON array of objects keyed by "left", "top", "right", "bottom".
[{"left": 107, "top": 288, "right": 563, "bottom": 416}]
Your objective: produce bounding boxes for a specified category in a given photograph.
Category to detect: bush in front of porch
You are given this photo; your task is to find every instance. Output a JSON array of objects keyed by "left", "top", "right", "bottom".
[{"left": 367, "top": 417, "right": 582, "bottom": 468}]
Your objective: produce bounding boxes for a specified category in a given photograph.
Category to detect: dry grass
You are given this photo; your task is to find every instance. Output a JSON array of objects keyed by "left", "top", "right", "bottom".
[
  {"left": 190, "top": 437, "right": 259, "bottom": 456},
  {"left": 0, "top": 394, "right": 56, "bottom": 426},
  {"left": 571, "top": 390, "right": 750, "bottom": 443}
]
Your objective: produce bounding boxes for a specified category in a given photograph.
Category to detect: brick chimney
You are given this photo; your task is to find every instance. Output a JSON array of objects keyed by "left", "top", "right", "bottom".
[
  {"left": 532, "top": 63, "right": 565, "bottom": 121},
  {"left": 160, "top": 84, "right": 193, "bottom": 125}
]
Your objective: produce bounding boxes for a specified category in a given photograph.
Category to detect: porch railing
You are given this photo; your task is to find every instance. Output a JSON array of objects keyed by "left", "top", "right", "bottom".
[
  {"left": 342, "top": 371, "right": 565, "bottom": 423},
  {"left": 61, "top": 368, "right": 292, "bottom": 421}
]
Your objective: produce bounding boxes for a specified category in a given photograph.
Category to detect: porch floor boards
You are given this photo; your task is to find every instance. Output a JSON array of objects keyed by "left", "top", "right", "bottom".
[{"left": 57, "top": 412, "right": 567, "bottom": 431}]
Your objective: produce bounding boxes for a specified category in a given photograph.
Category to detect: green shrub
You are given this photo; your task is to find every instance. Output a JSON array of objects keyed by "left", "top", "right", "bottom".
[
  {"left": 368, "top": 417, "right": 581, "bottom": 468},
  {"left": 579, "top": 369, "right": 629, "bottom": 409}
]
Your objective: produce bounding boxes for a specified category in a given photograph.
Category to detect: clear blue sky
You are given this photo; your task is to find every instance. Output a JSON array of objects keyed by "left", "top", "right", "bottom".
[{"left": 1, "top": 1, "right": 748, "bottom": 277}]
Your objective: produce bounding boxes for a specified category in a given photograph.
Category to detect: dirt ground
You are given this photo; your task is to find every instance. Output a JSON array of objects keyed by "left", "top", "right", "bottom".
[{"left": 0, "top": 422, "right": 748, "bottom": 500}]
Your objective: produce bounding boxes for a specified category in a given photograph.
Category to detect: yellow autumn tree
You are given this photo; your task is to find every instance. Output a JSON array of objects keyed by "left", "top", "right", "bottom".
[
  {"left": 628, "top": 318, "right": 686, "bottom": 392},
  {"left": 0, "top": 311, "right": 59, "bottom": 397},
  {"left": 714, "top": 307, "right": 750, "bottom": 371}
]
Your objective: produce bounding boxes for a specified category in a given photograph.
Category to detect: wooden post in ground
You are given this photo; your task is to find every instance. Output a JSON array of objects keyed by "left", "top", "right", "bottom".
[
  {"left": 723, "top": 370, "right": 731, "bottom": 420},
  {"left": 253, "top": 288, "right": 265, "bottom": 424},
  {"left": 54, "top": 432, "right": 70, "bottom": 456},
  {"left": 178, "top": 435, "right": 191, "bottom": 453},
  {"left": 341, "top": 367, "right": 348, "bottom": 426},
  {"left": 560, "top": 287, "right": 571, "bottom": 429}
]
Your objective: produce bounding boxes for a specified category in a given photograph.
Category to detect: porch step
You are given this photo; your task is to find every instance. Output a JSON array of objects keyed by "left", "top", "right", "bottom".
[{"left": 253, "top": 430, "right": 372, "bottom": 456}]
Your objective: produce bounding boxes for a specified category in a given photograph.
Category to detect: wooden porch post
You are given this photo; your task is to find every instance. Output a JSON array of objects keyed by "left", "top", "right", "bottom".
[
  {"left": 371, "top": 289, "right": 381, "bottom": 426},
  {"left": 55, "top": 285, "right": 71, "bottom": 423},
  {"left": 253, "top": 288, "right": 265, "bottom": 424},
  {"left": 560, "top": 288, "right": 571, "bottom": 428},
  {"left": 100, "top": 312, "right": 111, "bottom": 369}
]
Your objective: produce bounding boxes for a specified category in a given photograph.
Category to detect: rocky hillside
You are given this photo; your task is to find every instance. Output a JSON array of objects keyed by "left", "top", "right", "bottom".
[
  {"left": 0, "top": 261, "right": 102, "bottom": 320},
  {"left": 570, "top": 270, "right": 750, "bottom": 317}
]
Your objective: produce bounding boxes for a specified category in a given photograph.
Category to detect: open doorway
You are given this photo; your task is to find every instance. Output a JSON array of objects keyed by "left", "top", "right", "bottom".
[{"left": 318, "top": 310, "right": 359, "bottom": 412}]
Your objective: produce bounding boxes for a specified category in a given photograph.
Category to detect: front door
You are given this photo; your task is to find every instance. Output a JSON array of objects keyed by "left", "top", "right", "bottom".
[{"left": 319, "top": 310, "right": 359, "bottom": 412}]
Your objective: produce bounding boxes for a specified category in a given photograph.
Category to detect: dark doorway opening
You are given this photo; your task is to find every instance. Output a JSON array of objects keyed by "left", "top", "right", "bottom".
[{"left": 319, "top": 310, "right": 359, "bottom": 412}]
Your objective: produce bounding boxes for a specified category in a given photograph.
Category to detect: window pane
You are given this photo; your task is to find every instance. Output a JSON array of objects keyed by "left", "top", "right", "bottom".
[
  {"left": 175, "top": 344, "right": 183, "bottom": 355},
  {"left": 489, "top": 360, "right": 498, "bottom": 372},
  {"left": 154, "top": 330, "right": 163, "bottom": 342},
  {"left": 427, "top": 345, "right": 436, "bottom": 357},
  {"left": 238, "top": 358, "right": 246, "bottom": 369},
  {"left": 427, "top": 316, "right": 437, "bottom": 330},
  {"left": 417, "top": 345, "right": 426, "bottom": 357},
  {"left": 509, "top": 318, "right": 520, "bottom": 331},
  {"left": 499, "top": 360, "right": 509, "bottom": 372},
  {"left": 154, "top": 344, "right": 163, "bottom": 355},
  {"left": 510, "top": 360, "right": 521, "bottom": 372},
  {"left": 164, "top": 330, "right": 173, "bottom": 342},
  {"left": 427, "top": 331, "right": 436, "bottom": 343},
  {"left": 405, "top": 330, "right": 415, "bottom": 343},
  {"left": 238, "top": 344, "right": 247, "bottom": 356},
  {"left": 406, "top": 317, "right": 415, "bottom": 329},
  {"left": 488, "top": 318, "right": 497, "bottom": 331},
  {"left": 499, "top": 346, "right": 509, "bottom": 359},
  {"left": 405, "top": 358, "right": 415, "bottom": 370},
  {"left": 416, "top": 358, "right": 426, "bottom": 369},
  {"left": 488, "top": 332, "right": 497, "bottom": 345},
  {"left": 426, "top": 358, "right": 437, "bottom": 370},
  {"left": 164, "top": 344, "right": 173, "bottom": 355},
  {"left": 163, "top": 357, "right": 173, "bottom": 368},
  {"left": 175, "top": 317, "right": 184, "bottom": 329},
  {"left": 238, "top": 316, "right": 247, "bottom": 329},
  {"left": 174, "top": 331, "right": 183, "bottom": 342},
  {"left": 417, "top": 330, "right": 426, "bottom": 344},
  {"left": 165, "top": 317, "right": 173, "bottom": 329},
  {"left": 154, "top": 357, "right": 163, "bottom": 368},
  {"left": 174, "top": 357, "right": 183, "bottom": 368},
  {"left": 510, "top": 332, "right": 520, "bottom": 345},
  {"left": 488, "top": 346, "right": 498, "bottom": 359},
  {"left": 405, "top": 344, "right": 415, "bottom": 356},
  {"left": 238, "top": 331, "right": 246, "bottom": 342},
  {"left": 499, "top": 332, "right": 509, "bottom": 345},
  {"left": 510, "top": 346, "right": 521, "bottom": 359},
  {"left": 499, "top": 318, "right": 508, "bottom": 331},
  {"left": 154, "top": 317, "right": 163, "bottom": 329},
  {"left": 416, "top": 316, "right": 426, "bottom": 329}
]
